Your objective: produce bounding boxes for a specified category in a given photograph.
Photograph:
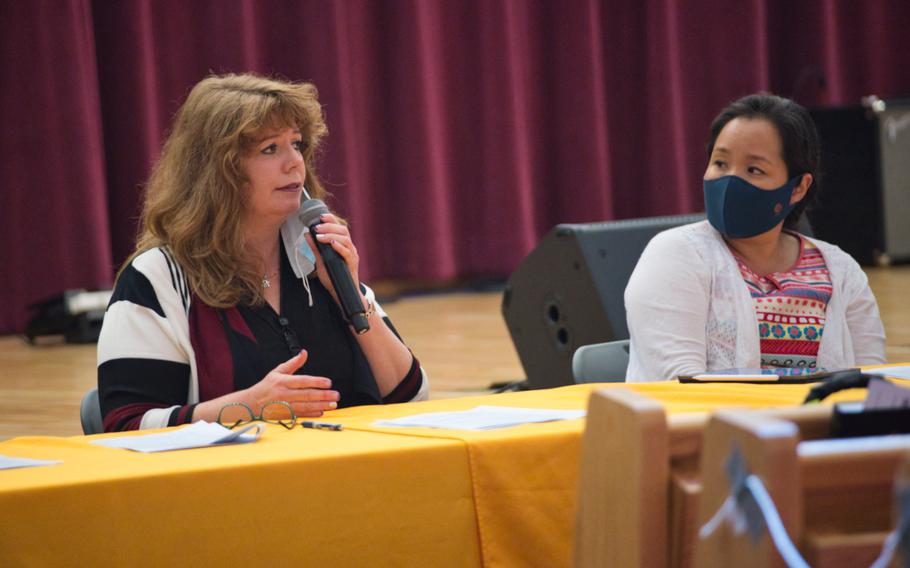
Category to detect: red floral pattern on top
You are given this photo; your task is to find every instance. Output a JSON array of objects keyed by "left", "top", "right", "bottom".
[{"left": 733, "top": 236, "right": 831, "bottom": 368}]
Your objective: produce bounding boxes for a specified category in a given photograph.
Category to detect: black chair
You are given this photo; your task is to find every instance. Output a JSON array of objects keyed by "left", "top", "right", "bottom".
[{"left": 80, "top": 388, "right": 103, "bottom": 435}]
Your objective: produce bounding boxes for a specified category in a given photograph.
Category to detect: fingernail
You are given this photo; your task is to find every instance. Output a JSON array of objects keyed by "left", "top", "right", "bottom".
[{"left": 328, "top": 402, "right": 337, "bottom": 409}]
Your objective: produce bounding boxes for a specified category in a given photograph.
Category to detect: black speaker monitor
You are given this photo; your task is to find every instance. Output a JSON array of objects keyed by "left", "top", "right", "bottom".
[
  {"left": 502, "top": 214, "right": 704, "bottom": 390},
  {"left": 809, "top": 99, "right": 910, "bottom": 265}
]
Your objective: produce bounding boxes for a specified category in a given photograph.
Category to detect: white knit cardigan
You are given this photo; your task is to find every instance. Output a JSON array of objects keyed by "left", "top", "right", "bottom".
[{"left": 624, "top": 221, "right": 886, "bottom": 382}]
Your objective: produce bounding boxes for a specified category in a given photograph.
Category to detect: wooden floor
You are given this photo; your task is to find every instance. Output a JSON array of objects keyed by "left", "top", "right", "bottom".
[{"left": 1, "top": 264, "right": 909, "bottom": 442}]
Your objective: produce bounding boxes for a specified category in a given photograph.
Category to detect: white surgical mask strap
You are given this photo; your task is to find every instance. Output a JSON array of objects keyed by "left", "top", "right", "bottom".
[{"left": 295, "top": 244, "right": 314, "bottom": 307}]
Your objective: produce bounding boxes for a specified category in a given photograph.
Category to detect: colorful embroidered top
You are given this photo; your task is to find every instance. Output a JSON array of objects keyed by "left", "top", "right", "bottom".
[{"left": 733, "top": 236, "right": 832, "bottom": 368}]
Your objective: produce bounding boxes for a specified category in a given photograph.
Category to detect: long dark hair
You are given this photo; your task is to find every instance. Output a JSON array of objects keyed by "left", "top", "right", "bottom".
[{"left": 706, "top": 93, "right": 821, "bottom": 229}]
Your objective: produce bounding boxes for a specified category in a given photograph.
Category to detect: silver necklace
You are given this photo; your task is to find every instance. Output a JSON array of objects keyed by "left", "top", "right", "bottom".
[{"left": 262, "top": 270, "right": 278, "bottom": 289}]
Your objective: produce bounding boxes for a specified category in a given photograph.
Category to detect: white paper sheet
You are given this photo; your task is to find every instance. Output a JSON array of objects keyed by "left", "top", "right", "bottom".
[
  {"left": 0, "top": 455, "right": 62, "bottom": 470},
  {"left": 865, "top": 366, "right": 910, "bottom": 380},
  {"left": 90, "top": 421, "right": 263, "bottom": 453},
  {"left": 374, "top": 405, "right": 586, "bottom": 431}
]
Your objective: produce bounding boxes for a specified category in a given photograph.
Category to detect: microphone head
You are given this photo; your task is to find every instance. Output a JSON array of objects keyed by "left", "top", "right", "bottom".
[{"left": 298, "top": 198, "right": 330, "bottom": 227}]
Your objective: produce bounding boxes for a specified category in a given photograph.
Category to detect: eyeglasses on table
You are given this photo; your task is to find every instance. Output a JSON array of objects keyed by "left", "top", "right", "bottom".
[{"left": 217, "top": 401, "right": 297, "bottom": 430}]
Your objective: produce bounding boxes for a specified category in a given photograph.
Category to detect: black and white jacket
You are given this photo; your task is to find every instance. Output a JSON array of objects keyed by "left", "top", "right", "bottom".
[{"left": 97, "top": 247, "right": 428, "bottom": 432}]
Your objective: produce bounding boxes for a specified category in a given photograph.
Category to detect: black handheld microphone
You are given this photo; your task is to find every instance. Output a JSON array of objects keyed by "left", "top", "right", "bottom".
[{"left": 298, "top": 195, "right": 370, "bottom": 334}]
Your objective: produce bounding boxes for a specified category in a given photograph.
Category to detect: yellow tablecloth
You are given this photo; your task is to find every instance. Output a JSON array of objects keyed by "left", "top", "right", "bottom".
[
  {"left": 333, "top": 380, "right": 872, "bottom": 568},
  {"left": 0, "top": 427, "right": 479, "bottom": 567},
  {"left": 0, "top": 374, "right": 887, "bottom": 567}
]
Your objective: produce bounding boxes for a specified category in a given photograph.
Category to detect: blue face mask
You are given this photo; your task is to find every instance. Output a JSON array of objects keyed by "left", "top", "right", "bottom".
[{"left": 703, "top": 174, "right": 802, "bottom": 238}]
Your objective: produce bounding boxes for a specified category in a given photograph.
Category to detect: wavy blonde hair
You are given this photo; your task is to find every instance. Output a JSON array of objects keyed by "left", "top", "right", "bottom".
[{"left": 129, "top": 73, "right": 329, "bottom": 307}]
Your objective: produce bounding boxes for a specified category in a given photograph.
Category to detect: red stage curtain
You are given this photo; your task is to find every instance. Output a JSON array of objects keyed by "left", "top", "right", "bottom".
[{"left": 1, "top": 0, "right": 909, "bottom": 333}]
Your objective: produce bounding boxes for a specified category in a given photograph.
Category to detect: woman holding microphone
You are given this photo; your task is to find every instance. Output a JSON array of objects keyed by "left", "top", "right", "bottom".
[{"left": 98, "top": 73, "right": 427, "bottom": 432}]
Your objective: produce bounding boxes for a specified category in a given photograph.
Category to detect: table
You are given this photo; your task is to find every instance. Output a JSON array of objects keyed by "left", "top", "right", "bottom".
[{"left": 0, "top": 380, "right": 876, "bottom": 567}]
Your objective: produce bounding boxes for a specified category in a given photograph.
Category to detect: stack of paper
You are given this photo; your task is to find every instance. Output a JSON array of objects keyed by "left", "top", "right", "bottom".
[
  {"left": 0, "top": 455, "right": 61, "bottom": 471},
  {"left": 91, "top": 421, "right": 262, "bottom": 453},
  {"left": 374, "top": 405, "right": 586, "bottom": 431}
]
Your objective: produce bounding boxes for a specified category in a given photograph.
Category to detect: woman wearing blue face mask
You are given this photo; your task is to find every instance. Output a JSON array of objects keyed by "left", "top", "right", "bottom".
[{"left": 624, "top": 93, "right": 886, "bottom": 382}]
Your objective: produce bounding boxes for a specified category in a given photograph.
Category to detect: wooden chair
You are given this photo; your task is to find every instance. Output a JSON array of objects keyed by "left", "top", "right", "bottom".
[
  {"left": 695, "top": 410, "right": 910, "bottom": 567},
  {"left": 573, "top": 387, "right": 707, "bottom": 567},
  {"left": 573, "top": 388, "right": 908, "bottom": 568}
]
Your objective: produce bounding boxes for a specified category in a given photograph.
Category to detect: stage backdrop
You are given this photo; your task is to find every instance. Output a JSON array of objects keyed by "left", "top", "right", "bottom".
[{"left": 2, "top": 0, "right": 909, "bottom": 334}]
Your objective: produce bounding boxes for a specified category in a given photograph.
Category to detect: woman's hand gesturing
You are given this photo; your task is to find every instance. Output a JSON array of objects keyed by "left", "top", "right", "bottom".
[{"left": 247, "top": 350, "right": 339, "bottom": 418}]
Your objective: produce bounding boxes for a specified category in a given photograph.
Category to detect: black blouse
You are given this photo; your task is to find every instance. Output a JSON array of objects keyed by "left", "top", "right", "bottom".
[{"left": 236, "top": 243, "right": 386, "bottom": 407}]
